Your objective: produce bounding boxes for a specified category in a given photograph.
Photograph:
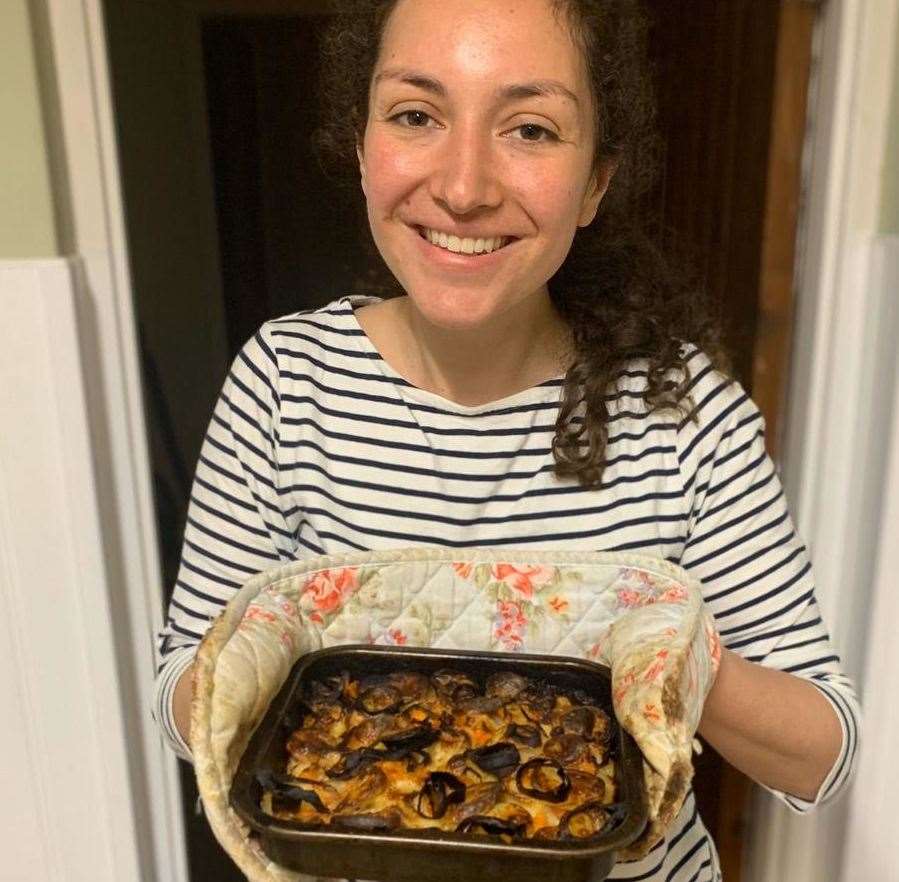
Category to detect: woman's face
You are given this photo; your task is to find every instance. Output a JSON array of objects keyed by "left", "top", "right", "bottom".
[{"left": 359, "top": 0, "right": 609, "bottom": 330}]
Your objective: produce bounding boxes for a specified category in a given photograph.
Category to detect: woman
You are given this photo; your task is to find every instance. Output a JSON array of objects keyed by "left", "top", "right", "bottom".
[{"left": 154, "top": 0, "right": 859, "bottom": 878}]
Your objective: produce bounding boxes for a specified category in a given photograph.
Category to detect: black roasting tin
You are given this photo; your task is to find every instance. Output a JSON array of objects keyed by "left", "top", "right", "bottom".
[{"left": 230, "top": 645, "right": 648, "bottom": 882}]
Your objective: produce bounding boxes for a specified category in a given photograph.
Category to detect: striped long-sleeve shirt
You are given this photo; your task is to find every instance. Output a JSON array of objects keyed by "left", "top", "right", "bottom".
[{"left": 155, "top": 295, "right": 859, "bottom": 882}]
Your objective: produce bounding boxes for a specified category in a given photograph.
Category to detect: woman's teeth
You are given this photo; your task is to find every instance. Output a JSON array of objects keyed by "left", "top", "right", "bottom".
[{"left": 421, "top": 227, "right": 507, "bottom": 254}]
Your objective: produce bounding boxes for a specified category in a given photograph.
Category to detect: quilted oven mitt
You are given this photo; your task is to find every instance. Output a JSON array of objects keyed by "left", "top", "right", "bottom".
[{"left": 190, "top": 548, "right": 720, "bottom": 881}]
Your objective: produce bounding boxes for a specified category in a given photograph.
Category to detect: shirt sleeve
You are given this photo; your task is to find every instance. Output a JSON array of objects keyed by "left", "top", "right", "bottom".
[
  {"left": 675, "top": 349, "right": 860, "bottom": 810},
  {"left": 152, "top": 325, "right": 297, "bottom": 759}
]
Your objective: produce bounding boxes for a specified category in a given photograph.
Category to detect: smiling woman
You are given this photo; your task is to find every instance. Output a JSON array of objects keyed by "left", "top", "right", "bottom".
[
  {"left": 152, "top": 2, "right": 859, "bottom": 881},
  {"left": 358, "top": 0, "right": 605, "bottom": 348},
  {"left": 315, "top": 0, "right": 725, "bottom": 480}
]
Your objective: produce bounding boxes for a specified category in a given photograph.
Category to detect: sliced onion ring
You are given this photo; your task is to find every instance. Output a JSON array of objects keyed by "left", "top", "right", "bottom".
[
  {"left": 515, "top": 757, "right": 571, "bottom": 803},
  {"left": 414, "top": 772, "right": 466, "bottom": 820}
]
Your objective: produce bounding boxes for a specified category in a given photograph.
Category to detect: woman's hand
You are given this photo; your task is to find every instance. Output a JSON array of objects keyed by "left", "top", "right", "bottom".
[
  {"left": 172, "top": 662, "right": 196, "bottom": 749},
  {"left": 697, "top": 647, "right": 843, "bottom": 801}
]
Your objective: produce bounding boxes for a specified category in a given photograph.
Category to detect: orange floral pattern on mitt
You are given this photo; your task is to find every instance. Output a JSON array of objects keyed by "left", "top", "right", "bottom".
[{"left": 300, "top": 567, "right": 359, "bottom": 616}]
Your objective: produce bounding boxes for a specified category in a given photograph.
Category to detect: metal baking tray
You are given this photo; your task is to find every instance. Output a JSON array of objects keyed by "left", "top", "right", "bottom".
[{"left": 230, "top": 645, "right": 647, "bottom": 882}]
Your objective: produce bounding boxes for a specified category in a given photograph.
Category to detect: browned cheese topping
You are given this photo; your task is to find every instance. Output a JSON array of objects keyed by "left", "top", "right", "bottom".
[{"left": 258, "top": 668, "right": 622, "bottom": 842}]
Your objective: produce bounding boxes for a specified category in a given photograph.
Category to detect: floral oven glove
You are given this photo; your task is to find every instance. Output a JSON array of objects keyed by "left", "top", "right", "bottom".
[
  {"left": 191, "top": 549, "right": 721, "bottom": 880},
  {"left": 596, "top": 573, "right": 721, "bottom": 858}
]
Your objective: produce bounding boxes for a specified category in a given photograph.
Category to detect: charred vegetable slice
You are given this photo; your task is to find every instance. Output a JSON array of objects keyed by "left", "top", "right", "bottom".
[
  {"left": 431, "top": 669, "right": 478, "bottom": 696},
  {"left": 325, "top": 748, "right": 379, "bottom": 780},
  {"left": 414, "top": 772, "right": 466, "bottom": 820},
  {"left": 532, "top": 826, "right": 559, "bottom": 841},
  {"left": 287, "top": 729, "right": 336, "bottom": 755},
  {"left": 396, "top": 703, "right": 434, "bottom": 727},
  {"left": 332, "top": 809, "right": 402, "bottom": 832},
  {"left": 386, "top": 671, "right": 430, "bottom": 701},
  {"left": 560, "top": 706, "right": 597, "bottom": 737},
  {"left": 280, "top": 701, "right": 311, "bottom": 732},
  {"left": 306, "top": 671, "right": 350, "bottom": 706},
  {"left": 515, "top": 757, "right": 571, "bottom": 803},
  {"left": 334, "top": 766, "right": 389, "bottom": 813},
  {"left": 357, "top": 683, "right": 403, "bottom": 715},
  {"left": 467, "top": 742, "right": 521, "bottom": 777},
  {"left": 459, "top": 695, "right": 504, "bottom": 714},
  {"left": 456, "top": 814, "right": 527, "bottom": 838},
  {"left": 453, "top": 683, "right": 480, "bottom": 704},
  {"left": 505, "top": 723, "right": 542, "bottom": 748},
  {"left": 559, "top": 801, "right": 628, "bottom": 840},
  {"left": 485, "top": 671, "right": 528, "bottom": 701},
  {"left": 448, "top": 781, "right": 504, "bottom": 824},
  {"left": 376, "top": 725, "right": 439, "bottom": 759},
  {"left": 446, "top": 752, "right": 487, "bottom": 784},
  {"left": 341, "top": 713, "right": 395, "bottom": 750},
  {"left": 256, "top": 770, "right": 330, "bottom": 814},
  {"left": 519, "top": 682, "right": 557, "bottom": 715},
  {"left": 543, "top": 733, "right": 588, "bottom": 764},
  {"left": 566, "top": 769, "right": 608, "bottom": 805}
]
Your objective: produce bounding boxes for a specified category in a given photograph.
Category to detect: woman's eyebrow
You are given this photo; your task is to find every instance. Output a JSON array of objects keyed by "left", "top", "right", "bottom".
[
  {"left": 499, "top": 80, "right": 580, "bottom": 106},
  {"left": 374, "top": 69, "right": 579, "bottom": 107},
  {"left": 374, "top": 68, "right": 445, "bottom": 96}
]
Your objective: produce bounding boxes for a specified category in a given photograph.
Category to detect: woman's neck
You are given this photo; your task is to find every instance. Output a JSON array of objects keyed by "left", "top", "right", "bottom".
[{"left": 359, "top": 293, "right": 572, "bottom": 407}]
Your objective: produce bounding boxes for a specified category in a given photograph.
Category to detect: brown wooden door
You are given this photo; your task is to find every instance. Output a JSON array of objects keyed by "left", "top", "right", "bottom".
[{"left": 644, "top": 1, "right": 820, "bottom": 877}]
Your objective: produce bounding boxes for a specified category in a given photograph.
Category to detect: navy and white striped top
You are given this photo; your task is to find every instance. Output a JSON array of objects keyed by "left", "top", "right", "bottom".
[{"left": 155, "top": 295, "right": 859, "bottom": 881}]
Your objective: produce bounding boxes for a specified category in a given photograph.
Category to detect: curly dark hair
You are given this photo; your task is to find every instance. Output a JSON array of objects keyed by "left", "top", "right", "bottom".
[{"left": 315, "top": 0, "right": 728, "bottom": 487}]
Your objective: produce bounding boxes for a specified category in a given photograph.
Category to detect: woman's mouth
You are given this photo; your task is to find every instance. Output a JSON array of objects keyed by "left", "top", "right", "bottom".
[{"left": 417, "top": 226, "right": 513, "bottom": 255}]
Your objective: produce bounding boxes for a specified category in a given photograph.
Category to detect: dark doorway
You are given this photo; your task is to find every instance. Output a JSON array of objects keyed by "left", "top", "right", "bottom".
[{"left": 202, "top": 14, "right": 373, "bottom": 359}]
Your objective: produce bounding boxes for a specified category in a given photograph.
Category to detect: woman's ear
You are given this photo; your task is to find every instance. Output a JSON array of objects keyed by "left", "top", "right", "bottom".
[
  {"left": 356, "top": 143, "right": 368, "bottom": 197},
  {"left": 577, "top": 159, "right": 617, "bottom": 227}
]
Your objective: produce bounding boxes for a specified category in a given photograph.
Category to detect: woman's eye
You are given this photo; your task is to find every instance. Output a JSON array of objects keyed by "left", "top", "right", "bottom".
[
  {"left": 511, "top": 123, "right": 558, "bottom": 142},
  {"left": 391, "top": 110, "right": 435, "bottom": 128}
]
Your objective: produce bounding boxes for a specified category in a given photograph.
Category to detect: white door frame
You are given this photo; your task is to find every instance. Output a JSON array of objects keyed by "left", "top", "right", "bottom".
[
  {"left": 36, "top": 0, "right": 189, "bottom": 879},
  {"left": 746, "top": 0, "right": 899, "bottom": 880},
  {"left": 41, "top": 0, "right": 896, "bottom": 880}
]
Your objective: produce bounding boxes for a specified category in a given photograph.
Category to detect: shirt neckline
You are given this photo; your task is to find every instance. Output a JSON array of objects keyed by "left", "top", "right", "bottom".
[{"left": 339, "top": 294, "right": 565, "bottom": 417}]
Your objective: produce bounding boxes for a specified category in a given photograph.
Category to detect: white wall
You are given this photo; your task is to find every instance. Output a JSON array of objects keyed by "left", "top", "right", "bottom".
[
  {"left": 0, "top": 259, "right": 147, "bottom": 882},
  {"left": 838, "top": 237, "right": 899, "bottom": 880}
]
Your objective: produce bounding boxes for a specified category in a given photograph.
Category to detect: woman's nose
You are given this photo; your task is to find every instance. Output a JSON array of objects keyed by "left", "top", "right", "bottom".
[{"left": 430, "top": 125, "right": 503, "bottom": 214}]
